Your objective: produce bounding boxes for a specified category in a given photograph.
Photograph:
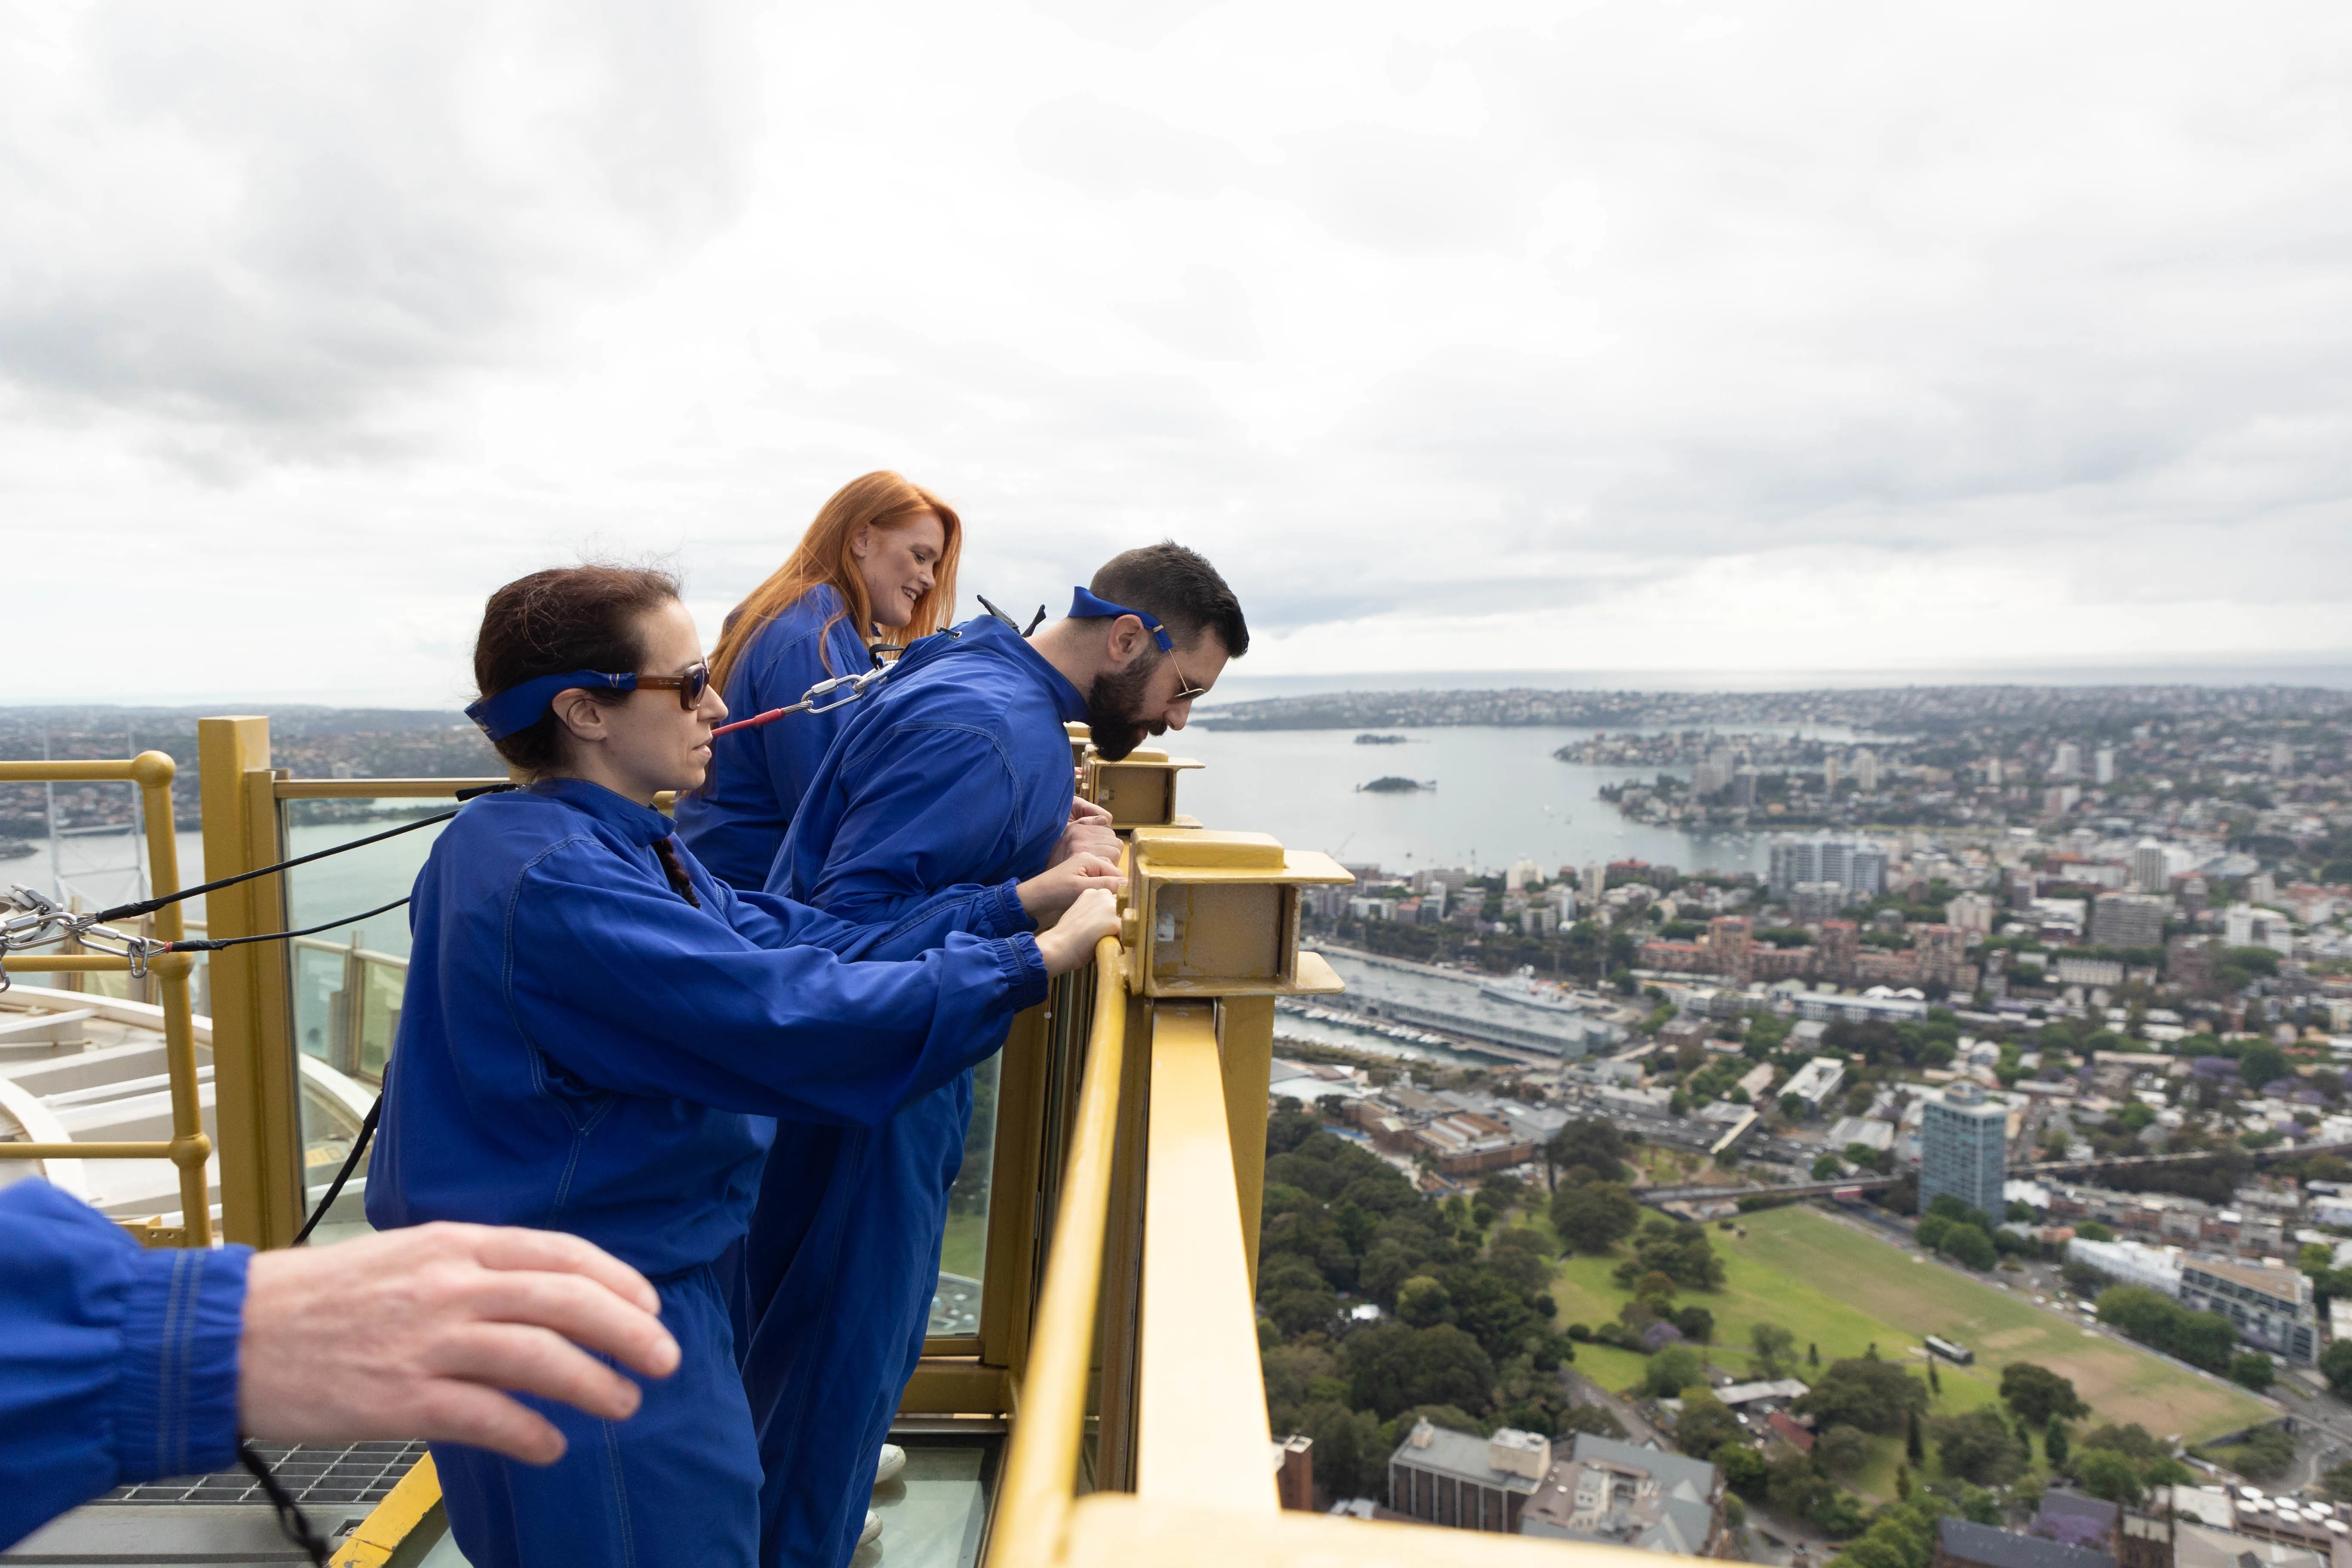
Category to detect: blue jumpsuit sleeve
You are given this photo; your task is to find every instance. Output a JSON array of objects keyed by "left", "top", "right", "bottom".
[
  {"left": 0, "top": 1180, "right": 250, "bottom": 1551},
  {"left": 719, "top": 877, "right": 1032, "bottom": 957},
  {"left": 506, "top": 842, "right": 1046, "bottom": 1121},
  {"left": 805, "top": 725, "right": 1026, "bottom": 924}
]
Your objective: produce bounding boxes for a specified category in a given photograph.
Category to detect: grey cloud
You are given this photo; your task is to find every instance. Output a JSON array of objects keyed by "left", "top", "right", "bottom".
[{"left": 0, "top": 1, "right": 756, "bottom": 453}]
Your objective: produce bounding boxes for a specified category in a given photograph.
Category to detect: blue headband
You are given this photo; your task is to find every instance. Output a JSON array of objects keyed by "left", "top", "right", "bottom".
[
  {"left": 465, "top": 671, "right": 639, "bottom": 741},
  {"left": 1068, "top": 586, "right": 1173, "bottom": 652}
]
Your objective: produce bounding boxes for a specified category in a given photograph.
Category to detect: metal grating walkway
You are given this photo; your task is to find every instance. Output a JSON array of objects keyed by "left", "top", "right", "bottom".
[{"left": 100, "top": 1440, "right": 427, "bottom": 1509}]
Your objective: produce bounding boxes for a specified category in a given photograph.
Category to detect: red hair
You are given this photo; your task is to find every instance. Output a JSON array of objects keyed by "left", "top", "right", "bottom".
[{"left": 709, "top": 471, "right": 961, "bottom": 688}]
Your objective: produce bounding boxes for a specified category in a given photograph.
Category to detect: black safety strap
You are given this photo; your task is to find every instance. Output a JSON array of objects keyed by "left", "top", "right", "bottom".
[{"left": 239, "top": 1441, "right": 332, "bottom": 1566}]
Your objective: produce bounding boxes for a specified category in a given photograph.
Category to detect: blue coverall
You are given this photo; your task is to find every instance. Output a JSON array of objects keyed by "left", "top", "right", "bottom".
[
  {"left": 744, "top": 615, "right": 1088, "bottom": 1568},
  {"left": 675, "top": 584, "right": 871, "bottom": 891},
  {"left": 366, "top": 776, "right": 1047, "bottom": 1568},
  {"left": 0, "top": 1178, "right": 248, "bottom": 1553}
]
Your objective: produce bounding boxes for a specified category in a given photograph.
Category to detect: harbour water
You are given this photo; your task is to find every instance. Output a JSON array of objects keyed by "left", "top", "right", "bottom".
[{"left": 1174, "top": 723, "right": 1778, "bottom": 878}]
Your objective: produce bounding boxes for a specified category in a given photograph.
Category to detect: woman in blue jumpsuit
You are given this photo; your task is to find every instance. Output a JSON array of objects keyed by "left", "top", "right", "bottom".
[
  {"left": 675, "top": 469, "right": 962, "bottom": 889},
  {"left": 366, "top": 564, "right": 1119, "bottom": 1568}
]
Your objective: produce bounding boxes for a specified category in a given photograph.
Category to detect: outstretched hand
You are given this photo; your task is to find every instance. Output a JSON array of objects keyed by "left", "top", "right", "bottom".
[
  {"left": 1034, "top": 887, "right": 1123, "bottom": 975},
  {"left": 239, "top": 1222, "right": 681, "bottom": 1467},
  {"left": 1017, "top": 851, "right": 1126, "bottom": 924}
]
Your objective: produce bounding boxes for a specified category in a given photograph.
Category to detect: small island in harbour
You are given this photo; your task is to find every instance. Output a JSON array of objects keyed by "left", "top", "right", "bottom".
[
  {"left": 1353, "top": 732, "right": 1409, "bottom": 745},
  {"left": 1355, "top": 776, "right": 1435, "bottom": 793}
]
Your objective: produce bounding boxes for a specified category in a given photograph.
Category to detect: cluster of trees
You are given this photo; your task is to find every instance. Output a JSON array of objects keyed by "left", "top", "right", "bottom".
[
  {"left": 2092, "top": 1285, "right": 2239, "bottom": 1375},
  {"left": 1256, "top": 1104, "right": 1599, "bottom": 1500}
]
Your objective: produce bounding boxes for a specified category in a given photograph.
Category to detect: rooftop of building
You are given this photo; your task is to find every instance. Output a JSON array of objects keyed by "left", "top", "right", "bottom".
[
  {"left": 1518, "top": 1434, "right": 1718, "bottom": 1556},
  {"left": 2175, "top": 1522, "right": 2331, "bottom": 1568},
  {"left": 1938, "top": 1517, "right": 2116, "bottom": 1568},
  {"left": 1385, "top": 1423, "right": 1542, "bottom": 1496},
  {"left": 2036, "top": 1490, "right": 2119, "bottom": 1550},
  {"left": 2181, "top": 1255, "right": 2313, "bottom": 1305}
]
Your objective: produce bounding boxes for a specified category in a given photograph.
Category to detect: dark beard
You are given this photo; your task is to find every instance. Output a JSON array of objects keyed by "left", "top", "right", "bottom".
[{"left": 1086, "top": 659, "right": 1167, "bottom": 761}]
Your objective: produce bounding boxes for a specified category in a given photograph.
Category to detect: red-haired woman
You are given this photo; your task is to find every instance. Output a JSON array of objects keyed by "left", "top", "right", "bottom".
[{"left": 674, "top": 472, "right": 960, "bottom": 889}]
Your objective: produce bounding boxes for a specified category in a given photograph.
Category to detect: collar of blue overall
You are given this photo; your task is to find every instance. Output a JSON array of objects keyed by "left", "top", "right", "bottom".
[
  {"left": 1068, "top": 586, "right": 1173, "bottom": 652},
  {"left": 465, "top": 671, "right": 643, "bottom": 741}
]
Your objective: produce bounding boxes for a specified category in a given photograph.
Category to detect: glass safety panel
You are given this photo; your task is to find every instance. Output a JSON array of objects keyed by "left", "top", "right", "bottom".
[
  {"left": 282, "top": 796, "right": 455, "bottom": 1243},
  {"left": 933, "top": 1052, "right": 1000, "bottom": 1340}
]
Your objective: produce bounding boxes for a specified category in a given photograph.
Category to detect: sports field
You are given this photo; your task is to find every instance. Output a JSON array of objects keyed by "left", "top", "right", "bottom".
[{"left": 1549, "top": 1204, "right": 2272, "bottom": 1446}]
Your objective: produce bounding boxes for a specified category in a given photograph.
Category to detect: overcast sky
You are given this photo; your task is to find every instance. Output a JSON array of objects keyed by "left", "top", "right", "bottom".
[{"left": 8, "top": 0, "right": 2352, "bottom": 707}]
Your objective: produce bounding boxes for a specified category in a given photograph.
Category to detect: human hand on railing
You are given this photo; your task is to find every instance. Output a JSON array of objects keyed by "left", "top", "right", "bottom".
[
  {"left": 1046, "top": 796, "right": 1119, "bottom": 868},
  {"left": 238, "top": 1221, "right": 681, "bottom": 1465},
  {"left": 1017, "top": 852, "right": 1126, "bottom": 925},
  {"left": 1033, "top": 888, "right": 1122, "bottom": 975}
]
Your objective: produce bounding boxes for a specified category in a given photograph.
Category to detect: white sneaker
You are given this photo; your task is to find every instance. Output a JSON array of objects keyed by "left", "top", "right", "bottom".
[
  {"left": 860, "top": 1510, "right": 882, "bottom": 1547},
  {"left": 874, "top": 1444, "right": 906, "bottom": 1487}
]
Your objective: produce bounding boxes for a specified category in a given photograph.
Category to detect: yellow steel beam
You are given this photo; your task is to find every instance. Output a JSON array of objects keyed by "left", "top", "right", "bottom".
[
  {"left": 1136, "top": 1001, "right": 1276, "bottom": 1512},
  {"left": 0, "top": 1141, "right": 192, "bottom": 1160},
  {"left": 1063, "top": 1494, "right": 1670, "bottom": 1568},
  {"left": 899, "top": 1358, "right": 1012, "bottom": 1418},
  {"left": 988, "top": 939, "right": 1128, "bottom": 1567},
  {"left": 200, "top": 720, "right": 306, "bottom": 1248},
  {"left": 0, "top": 955, "right": 144, "bottom": 972},
  {"left": 0, "top": 760, "right": 153, "bottom": 782},
  {"left": 1217, "top": 995, "right": 1276, "bottom": 1296},
  {"left": 274, "top": 778, "right": 507, "bottom": 800},
  {"left": 329, "top": 1454, "right": 445, "bottom": 1568}
]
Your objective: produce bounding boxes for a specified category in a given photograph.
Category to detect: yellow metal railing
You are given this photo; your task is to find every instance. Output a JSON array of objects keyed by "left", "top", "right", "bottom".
[{"left": 0, "top": 753, "right": 213, "bottom": 1247}]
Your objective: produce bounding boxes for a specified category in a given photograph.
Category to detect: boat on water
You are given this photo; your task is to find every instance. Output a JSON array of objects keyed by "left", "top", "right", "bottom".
[{"left": 1478, "top": 965, "right": 1589, "bottom": 1014}]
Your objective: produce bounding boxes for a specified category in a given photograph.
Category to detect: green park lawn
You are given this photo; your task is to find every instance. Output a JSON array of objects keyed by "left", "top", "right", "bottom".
[{"left": 1547, "top": 1204, "right": 2271, "bottom": 1455}]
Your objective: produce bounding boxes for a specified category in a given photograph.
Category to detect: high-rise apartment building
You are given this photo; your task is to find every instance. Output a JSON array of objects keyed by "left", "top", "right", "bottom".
[
  {"left": 1945, "top": 892, "right": 1996, "bottom": 936},
  {"left": 1769, "top": 836, "right": 1888, "bottom": 900},
  {"left": 2091, "top": 891, "right": 2167, "bottom": 949},
  {"left": 2270, "top": 740, "right": 2294, "bottom": 774},
  {"left": 1816, "top": 919, "right": 1859, "bottom": 982},
  {"left": 1853, "top": 749, "right": 1880, "bottom": 792},
  {"left": 2094, "top": 746, "right": 2116, "bottom": 785},
  {"left": 1792, "top": 882, "right": 1848, "bottom": 921},
  {"left": 1914, "top": 924, "right": 1968, "bottom": 991},
  {"left": 1505, "top": 858, "right": 1543, "bottom": 892},
  {"left": 1709, "top": 916, "right": 1754, "bottom": 987},
  {"left": 2051, "top": 741, "right": 2082, "bottom": 779},
  {"left": 1581, "top": 862, "right": 1605, "bottom": 900},
  {"left": 1920, "top": 1083, "right": 2006, "bottom": 1220},
  {"left": 2179, "top": 1258, "right": 2316, "bottom": 1362},
  {"left": 1822, "top": 754, "right": 1841, "bottom": 791},
  {"left": 2130, "top": 841, "right": 2168, "bottom": 894}
]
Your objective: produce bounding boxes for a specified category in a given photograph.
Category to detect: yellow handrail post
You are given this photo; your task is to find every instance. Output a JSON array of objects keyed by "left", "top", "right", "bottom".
[
  {"left": 199, "top": 718, "right": 305, "bottom": 1248},
  {"left": 989, "top": 939, "right": 1128, "bottom": 1566},
  {"left": 132, "top": 750, "right": 214, "bottom": 1246}
]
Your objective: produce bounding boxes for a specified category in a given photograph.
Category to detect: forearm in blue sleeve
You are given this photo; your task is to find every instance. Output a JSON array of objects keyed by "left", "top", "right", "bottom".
[
  {"left": 510, "top": 856, "right": 1048, "bottom": 1119},
  {"left": 0, "top": 1179, "right": 250, "bottom": 1551},
  {"left": 812, "top": 724, "right": 1020, "bottom": 923}
]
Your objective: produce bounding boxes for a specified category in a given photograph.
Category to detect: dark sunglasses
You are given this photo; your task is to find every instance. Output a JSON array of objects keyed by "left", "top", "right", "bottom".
[{"left": 633, "top": 663, "right": 711, "bottom": 709}]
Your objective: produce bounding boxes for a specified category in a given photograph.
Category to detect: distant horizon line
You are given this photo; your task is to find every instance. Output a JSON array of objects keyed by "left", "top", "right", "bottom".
[{"left": 9, "top": 653, "right": 2352, "bottom": 712}]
